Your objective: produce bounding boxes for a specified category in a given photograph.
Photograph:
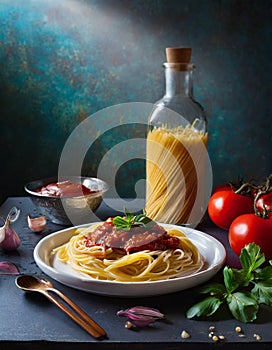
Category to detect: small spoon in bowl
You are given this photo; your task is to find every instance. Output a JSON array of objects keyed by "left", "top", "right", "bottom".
[{"left": 15, "top": 274, "right": 107, "bottom": 339}]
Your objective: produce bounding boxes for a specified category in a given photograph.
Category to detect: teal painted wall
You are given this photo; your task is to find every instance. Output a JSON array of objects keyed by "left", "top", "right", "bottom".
[{"left": 0, "top": 0, "right": 271, "bottom": 203}]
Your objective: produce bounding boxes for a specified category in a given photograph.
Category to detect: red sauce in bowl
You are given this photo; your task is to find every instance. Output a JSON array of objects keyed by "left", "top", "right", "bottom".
[{"left": 36, "top": 180, "right": 99, "bottom": 197}]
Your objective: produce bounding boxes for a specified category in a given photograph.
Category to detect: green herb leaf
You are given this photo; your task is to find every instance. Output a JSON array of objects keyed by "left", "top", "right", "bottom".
[
  {"left": 254, "top": 265, "right": 272, "bottom": 281},
  {"left": 186, "top": 243, "right": 272, "bottom": 323},
  {"left": 227, "top": 291, "right": 259, "bottom": 323},
  {"left": 134, "top": 214, "right": 152, "bottom": 226},
  {"left": 240, "top": 243, "right": 265, "bottom": 277},
  {"left": 186, "top": 296, "right": 223, "bottom": 318},
  {"left": 124, "top": 209, "right": 134, "bottom": 221},
  {"left": 251, "top": 281, "right": 272, "bottom": 306},
  {"left": 251, "top": 265, "right": 272, "bottom": 306},
  {"left": 112, "top": 211, "right": 153, "bottom": 230},
  {"left": 112, "top": 216, "right": 131, "bottom": 229},
  {"left": 200, "top": 283, "right": 226, "bottom": 296},
  {"left": 223, "top": 267, "right": 245, "bottom": 293}
]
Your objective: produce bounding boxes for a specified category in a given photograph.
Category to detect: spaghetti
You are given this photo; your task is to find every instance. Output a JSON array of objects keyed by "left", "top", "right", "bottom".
[
  {"left": 52, "top": 217, "right": 204, "bottom": 282},
  {"left": 145, "top": 123, "right": 208, "bottom": 225}
]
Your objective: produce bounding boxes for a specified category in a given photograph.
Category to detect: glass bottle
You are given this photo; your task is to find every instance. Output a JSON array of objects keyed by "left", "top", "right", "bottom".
[{"left": 145, "top": 47, "right": 209, "bottom": 226}]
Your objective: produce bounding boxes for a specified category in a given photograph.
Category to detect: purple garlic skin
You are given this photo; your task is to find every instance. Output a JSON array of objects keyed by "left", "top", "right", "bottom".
[
  {"left": 117, "top": 306, "right": 165, "bottom": 327},
  {"left": 0, "top": 261, "right": 20, "bottom": 275}
]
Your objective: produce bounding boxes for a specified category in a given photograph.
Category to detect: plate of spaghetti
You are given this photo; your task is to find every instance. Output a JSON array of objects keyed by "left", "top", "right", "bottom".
[{"left": 33, "top": 213, "right": 226, "bottom": 297}]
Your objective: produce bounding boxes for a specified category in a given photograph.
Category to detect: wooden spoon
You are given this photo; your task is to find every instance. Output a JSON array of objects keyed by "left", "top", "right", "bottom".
[{"left": 15, "top": 274, "right": 107, "bottom": 339}]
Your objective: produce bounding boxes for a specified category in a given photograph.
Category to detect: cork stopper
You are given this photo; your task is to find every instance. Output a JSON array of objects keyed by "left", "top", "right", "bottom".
[
  {"left": 166, "top": 48, "right": 192, "bottom": 63},
  {"left": 165, "top": 48, "right": 192, "bottom": 71}
]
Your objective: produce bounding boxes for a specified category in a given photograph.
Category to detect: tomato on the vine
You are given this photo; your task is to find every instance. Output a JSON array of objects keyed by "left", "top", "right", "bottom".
[
  {"left": 212, "top": 183, "right": 233, "bottom": 194},
  {"left": 229, "top": 213, "right": 272, "bottom": 260},
  {"left": 208, "top": 190, "right": 254, "bottom": 230},
  {"left": 256, "top": 192, "right": 272, "bottom": 218}
]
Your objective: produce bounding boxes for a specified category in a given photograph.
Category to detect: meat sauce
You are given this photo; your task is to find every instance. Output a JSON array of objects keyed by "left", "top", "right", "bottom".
[{"left": 84, "top": 218, "right": 180, "bottom": 253}]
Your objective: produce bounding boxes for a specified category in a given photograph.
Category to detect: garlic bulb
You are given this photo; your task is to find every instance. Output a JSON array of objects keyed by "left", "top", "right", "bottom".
[{"left": 0, "top": 207, "right": 21, "bottom": 251}]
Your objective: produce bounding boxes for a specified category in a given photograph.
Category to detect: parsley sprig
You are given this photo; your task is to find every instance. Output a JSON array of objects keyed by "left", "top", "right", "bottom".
[
  {"left": 112, "top": 210, "right": 153, "bottom": 230},
  {"left": 187, "top": 243, "right": 272, "bottom": 323}
]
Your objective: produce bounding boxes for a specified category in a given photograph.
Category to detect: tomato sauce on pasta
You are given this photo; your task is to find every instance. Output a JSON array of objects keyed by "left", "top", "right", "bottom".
[{"left": 83, "top": 217, "right": 180, "bottom": 253}]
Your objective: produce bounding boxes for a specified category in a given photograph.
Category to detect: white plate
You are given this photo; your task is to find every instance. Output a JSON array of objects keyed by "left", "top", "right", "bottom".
[{"left": 33, "top": 223, "right": 226, "bottom": 297}]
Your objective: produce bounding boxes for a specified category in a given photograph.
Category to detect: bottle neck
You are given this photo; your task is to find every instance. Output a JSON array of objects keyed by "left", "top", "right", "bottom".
[{"left": 164, "top": 63, "right": 194, "bottom": 98}]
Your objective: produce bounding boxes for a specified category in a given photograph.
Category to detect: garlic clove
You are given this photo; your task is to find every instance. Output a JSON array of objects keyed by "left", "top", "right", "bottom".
[
  {"left": 117, "top": 306, "right": 165, "bottom": 327},
  {"left": 125, "top": 306, "right": 165, "bottom": 319},
  {"left": 0, "top": 261, "right": 20, "bottom": 275},
  {"left": 27, "top": 215, "right": 46, "bottom": 232}
]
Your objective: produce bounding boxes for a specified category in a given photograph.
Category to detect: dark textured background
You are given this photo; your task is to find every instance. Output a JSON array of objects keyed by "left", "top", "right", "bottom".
[{"left": 0, "top": 0, "right": 271, "bottom": 204}]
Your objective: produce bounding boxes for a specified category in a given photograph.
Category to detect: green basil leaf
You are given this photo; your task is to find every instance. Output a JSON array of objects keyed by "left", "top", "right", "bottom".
[
  {"left": 251, "top": 281, "right": 272, "bottom": 306},
  {"left": 134, "top": 214, "right": 146, "bottom": 221},
  {"left": 200, "top": 283, "right": 226, "bottom": 296},
  {"left": 223, "top": 267, "right": 242, "bottom": 292},
  {"left": 227, "top": 291, "right": 259, "bottom": 323},
  {"left": 112, "top": 216, "right": 131, "bottom": 230},
  {"left": 186, "top": 296, "right": 223, "bottom": 318},
  {"left": 223, "top": 267, "right": 233, "bottom": 291},
  {"left": 232, "top": 268, "right": 249, "bottom": 287},
  {"left": 124, "top": 208, "right": 134, "bottom": 221},
  {"left": 113, "top": 211, "right": 152, "bottom": 230},
  {"left": 134, "top": 214, "right": 153, "bottom": 226},
  {"left": 254, "top": 265, "right": 272, "bottom": 281},
  {"left": 240, "top": 243, "right": 265, "bottom": 275}
]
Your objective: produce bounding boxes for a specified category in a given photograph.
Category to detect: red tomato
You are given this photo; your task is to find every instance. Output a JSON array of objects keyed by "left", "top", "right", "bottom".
[
  {"left": 212, "top": 183, "right": 233, "bottom": 194},
  {"left": 208, "top": 190, "right": 254, "bottom": 230},
  {"left": 256, "top": 192, "right": 272, "bottom": 217},
  {"left": 229, "top": 214, "right": 272, "bottom": 260}
]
